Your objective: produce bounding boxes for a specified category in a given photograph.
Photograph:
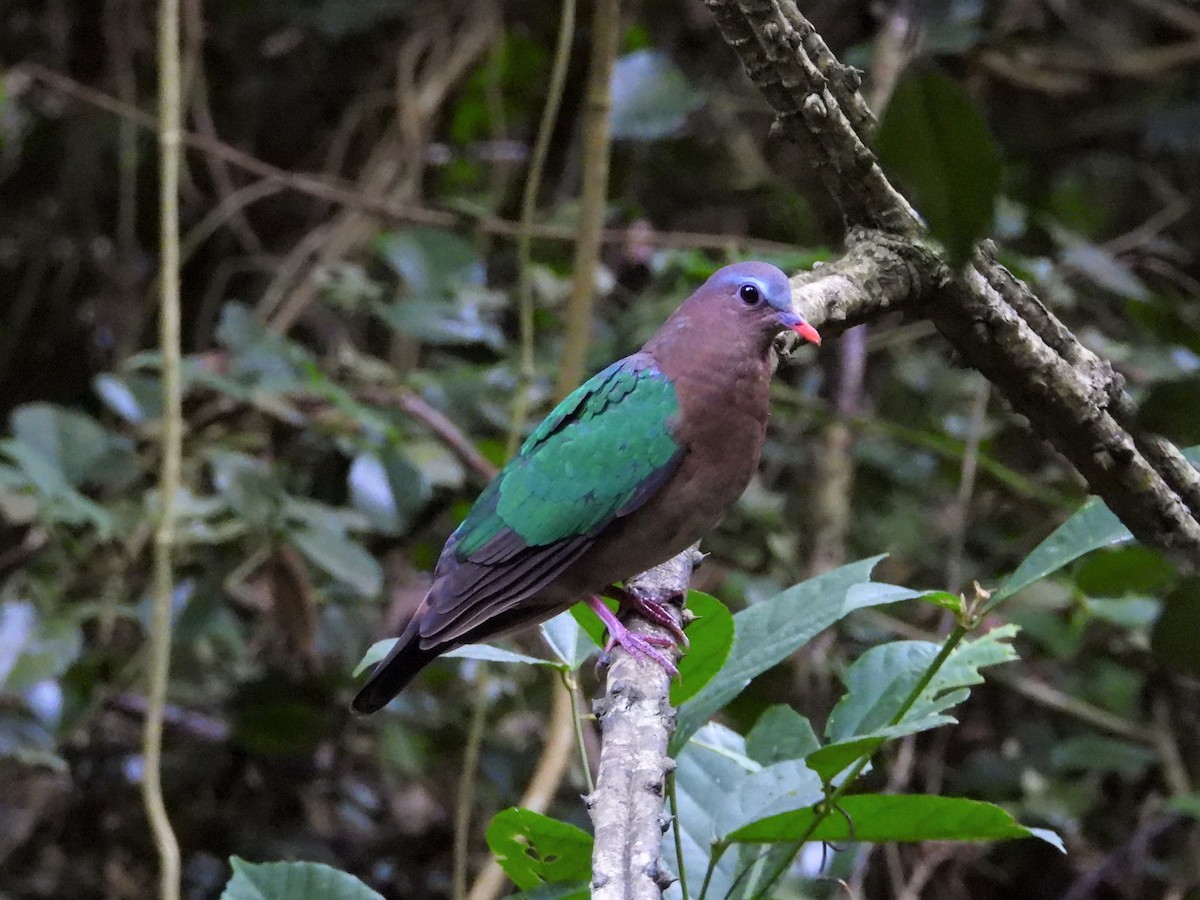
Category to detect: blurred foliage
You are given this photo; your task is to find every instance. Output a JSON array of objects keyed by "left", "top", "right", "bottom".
[{"left": 2, "top": 0, "right": 1200, "bottom": 897}]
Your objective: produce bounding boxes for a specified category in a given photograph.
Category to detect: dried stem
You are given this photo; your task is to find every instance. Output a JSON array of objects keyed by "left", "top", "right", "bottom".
[
  {"left": 143, "top": 0, "right": 183, "bottom": 896},
  {"left": 554, "top": 0, "right": 622, "bottom": 399},
  {"left": 507, "top": 0, "right": 577, "bottom": 457}
]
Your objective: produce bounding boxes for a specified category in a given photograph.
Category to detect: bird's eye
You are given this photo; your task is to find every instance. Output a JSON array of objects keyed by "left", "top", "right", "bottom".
[{"left": 739, "top": 284, "right": 761, "bottom": 305}]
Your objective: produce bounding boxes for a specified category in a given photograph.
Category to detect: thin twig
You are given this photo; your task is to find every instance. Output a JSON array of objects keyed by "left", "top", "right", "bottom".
[
  {"left": 143, "top": 0, "right": 183, "bottom": 896},
  {"left": 25, "top": 63, "right": 798, "bottom": 257},
  {"left": 453, "top": 666, "right": 491, "bottom": 900},
  {"left": 356, "top": 385, "right": 498, "bottom": 481},
  {"left": 466, "top": 678, "right": 578, "bottom": 900},
  {"left": 554, "top": 0, "right": 622, "bottom": 399},
  {"left": 945, "top": 378, "right": 990, "bottom": 593},
  {"left": 506, "top": 0, "right": 577, "bottom": 457}
]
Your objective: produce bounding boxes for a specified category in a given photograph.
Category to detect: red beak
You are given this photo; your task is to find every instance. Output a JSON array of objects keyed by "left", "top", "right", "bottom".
[{"left": 792, "top": 321, "right": 822, "bottom": 346}]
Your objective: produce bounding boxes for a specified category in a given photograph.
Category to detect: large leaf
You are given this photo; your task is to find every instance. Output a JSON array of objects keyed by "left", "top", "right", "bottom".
[
  {"left": 993, "top": 498, "right": 1127, "bottom": 605},
  {"left": 727, "top": 794, "right": 1063, "bottom": 851},
  {"left": 220, "top": 857, "right": 384, "bottom": 900},
  {"left": 671, "top": 591, "right": 734, "bottom": 705},
  {"left": 994, "top": 445, "right": 1200, "bottom": 609},
  {"left": 290, "top": 525, "right": 383, "bottom": 598},
  {"left": 10, "top": 403, "right": 134, "bottom": 489},
  {"left": 485, "top": 808, "right": 593, "bottom": 892},
  {"left": 673, "top": 557, "right": 921, "bottom": 750},
  {"left": 666, "top": 723, "right": 823, "bottom": 900},
  {"left": 876, "top": 67, "right": 1001, "bottom": 265},
  {"left": 609, "top": 50, "right": 704, "bottom": 140},
  {"left": 0, "top": 439, "right": 114, "bottom": 534},
  {"left": 375, "top": 227, "right": 484, "bottom": 297}
]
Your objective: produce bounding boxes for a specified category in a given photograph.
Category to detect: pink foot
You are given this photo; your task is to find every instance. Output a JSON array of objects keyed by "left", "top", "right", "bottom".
[
  {"left": 586, "top": 594, "right": 680, "bottom": 677},
  {"left": 605, "top": 584, "right": 689, "bottom": 648}
]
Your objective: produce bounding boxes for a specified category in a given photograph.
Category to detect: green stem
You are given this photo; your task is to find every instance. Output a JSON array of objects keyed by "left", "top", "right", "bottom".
[
  {"left": 143, "top": 0, "right": 183, "bottom": 896},
  {"left": 668, "top": 772, "right": 689, "bottom": 899},
  {"left": 554, "top": 0, "right": 621, "bottom": 400},
  {"left": 453, "top": 665, "right": 491, "bottom": 900},
  {"left": 745, "top": 625, "right": 971, "bottom": 898},
  {"left": 561, "top": 670, "right": 595, "bottom": 795}
]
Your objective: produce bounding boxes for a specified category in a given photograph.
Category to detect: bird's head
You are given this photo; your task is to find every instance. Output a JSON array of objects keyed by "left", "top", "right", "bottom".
[{"left": 701, "top": 262, "right": 821, "bottom": 350}]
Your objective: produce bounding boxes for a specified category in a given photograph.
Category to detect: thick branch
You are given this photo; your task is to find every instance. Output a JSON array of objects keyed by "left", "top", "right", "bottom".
[
  {"left": 715, "top": 0, "right": 1200, "bottom": 570},
  {"left": 787, "top": 231, "right": 1200, "bottom": 566},
  {"left": 588, "top": 549, "right": 698, "bottom": 900}
]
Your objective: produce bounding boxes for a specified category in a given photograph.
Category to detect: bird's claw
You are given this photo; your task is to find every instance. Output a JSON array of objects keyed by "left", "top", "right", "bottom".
[
  {"left": 604, "top": 585, "right": 690, "bottom": 648},
  {"left": 587, "top": 594, "right": 681, "bottom": 679}
]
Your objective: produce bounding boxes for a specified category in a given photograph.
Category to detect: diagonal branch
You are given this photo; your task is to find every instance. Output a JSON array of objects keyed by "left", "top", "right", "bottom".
[{"left": 710, "top": 0, "right": 1200, "bottom": 569}]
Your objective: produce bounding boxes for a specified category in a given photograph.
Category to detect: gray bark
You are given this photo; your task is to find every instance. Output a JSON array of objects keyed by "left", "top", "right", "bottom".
[{"left": 587, "top": 550, "right": 698, "bottom": 900}]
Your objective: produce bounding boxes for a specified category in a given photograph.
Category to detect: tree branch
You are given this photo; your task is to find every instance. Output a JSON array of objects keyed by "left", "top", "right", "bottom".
[
  {"left": 588, "top": 549, "right": 699, "bottom": 900},
  {"left": 713, "top": 0, "right": 1200, "bottom": 569}
]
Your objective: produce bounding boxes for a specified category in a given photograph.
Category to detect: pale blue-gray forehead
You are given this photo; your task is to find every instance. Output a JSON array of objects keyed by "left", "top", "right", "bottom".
[{"left": 707, "top": 261, "right": 792, "bottom": 309}]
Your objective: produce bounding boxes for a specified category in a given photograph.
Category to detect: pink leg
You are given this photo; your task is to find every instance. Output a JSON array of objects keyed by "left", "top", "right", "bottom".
[
  {"left": 604, "top": 584, "right": 689, "bottom": 648},
  {"left": 586, "top": 595, "right": 680, "bottom": 678}
]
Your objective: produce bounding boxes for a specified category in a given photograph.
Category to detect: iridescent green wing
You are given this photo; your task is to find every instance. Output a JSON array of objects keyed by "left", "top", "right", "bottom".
[
  {"left": 460, "top": 358, "right": 682, "bottom": 553},
  {"left": 421, "top": 356, "right": 684, "bottom": 643}
]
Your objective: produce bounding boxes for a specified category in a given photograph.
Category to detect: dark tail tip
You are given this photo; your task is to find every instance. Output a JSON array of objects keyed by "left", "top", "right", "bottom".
[{"left": 350, "top": 639, "right": 442, "bottom": 715}]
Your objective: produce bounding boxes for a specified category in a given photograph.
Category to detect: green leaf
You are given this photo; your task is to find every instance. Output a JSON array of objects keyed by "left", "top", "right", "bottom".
[
  {"left": 502, "top": 883, "right": 589, "bottom": 900},
  {"left": 376, "top": 298, "right": 506, "bottom": 350},
  {"left": 994, "top": 446, "right": 1200, "bottom": 609},
  {"left": 826, "top": 625, "right": 1020, "bottom": 743},
  {"left": 485, "top": 809, "right": 593, "bottom": 891},
  {"left": 375, "top": 227, "right": 483, "bottom": 297},
  {"left": 919, "top": 591, "right": 964, "bottom": 613},
  {"left": 10, "top": 403, "right": 134, "bottom": 488},
  {"left": 444, "top": 645, "right": 562, "bottom": 668},
  {"left": 290, "top": 526, "right": 383, "bottom": 597},
  {"left": 805, "top": 736, "right": 884, "bottom": 784},
  {"left": 353, "top": 640, "right": 560, "bottom": 678},
  {"left": 0, "top": 439, "right": 114, "bottom": 534},
  {"left": 994, "top": 498, "right": 1128, "bottom": 606},
  {"left": 1166, "top": 793, "right": 1200, "bottom": 821},
  {"left": 1151, "top": 577, "right": 1200, "bottom": 676},
  {"left": 726, "top": 794, "right": 1063, "bottom": 851},
  {"left": 671, "top": 591, "right": 734, "bottom": 705},
  {"left": 609, "top": 50, "right": 704, "bottom": 140},
  {"left": 1075, "top": 545, "right": 1174, "bottom": 597},
  {"left": 673, "top": 557, "right": 920, "bottom": 750},
  {"left": 1050, "top": 735, "right": 1157, "bottom": 776},
  {"left": 666, "top": 723, "right": 824, "bottom": 900},
  {"left": 745, "top": 705, "right": 821, "bottom": 767},
  {"left": 220, "top": 857, "right": 384, "bottom": 900},
  {"left": 540, "top": 610, "right": 601, "bottom": 670},
  {"left": 876, "top": 67, "right": 1002, "bottom": 265}
]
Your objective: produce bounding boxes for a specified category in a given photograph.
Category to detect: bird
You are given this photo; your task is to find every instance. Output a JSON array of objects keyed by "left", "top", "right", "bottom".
[{"left": 352, "top": 261, "right": 820, "bottom": 713}]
